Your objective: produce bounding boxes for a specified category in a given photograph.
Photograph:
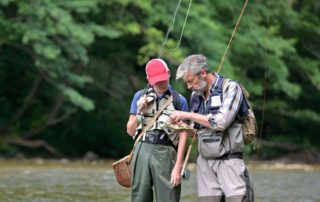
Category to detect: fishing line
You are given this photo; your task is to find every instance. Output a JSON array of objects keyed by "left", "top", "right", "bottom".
[
  {"left": 258, "top": 48, "right": 268, "bottom": 144},
  {"left": 158, "top": 0, "right": 193, "bottom": 57},
  {"left": 256, "top": 6, "right": 270, "bottom": 156}
]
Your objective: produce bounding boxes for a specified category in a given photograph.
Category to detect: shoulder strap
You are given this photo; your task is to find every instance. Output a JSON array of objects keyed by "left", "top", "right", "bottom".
[
  {"left": 190, "top": 92, "right": 201, "bottom": 113},
  {"left": 216, "top": 76, "right": 225, "bottom": 94},
  {"left": 210, "top": 76, "right": 225, "bottom": 96},
  {"left": 172, "top": 89, "right": 181, "bottom": 110}
]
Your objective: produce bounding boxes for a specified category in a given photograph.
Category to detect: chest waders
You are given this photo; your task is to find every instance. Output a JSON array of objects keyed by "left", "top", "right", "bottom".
[{"left": 132, "top": 93, "right": 181, "bottom": 202}]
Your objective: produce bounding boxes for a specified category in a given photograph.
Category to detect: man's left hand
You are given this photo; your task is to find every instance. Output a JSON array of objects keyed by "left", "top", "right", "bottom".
[{"left": 170, "top": 165, "right": 182, "bottom": 187}]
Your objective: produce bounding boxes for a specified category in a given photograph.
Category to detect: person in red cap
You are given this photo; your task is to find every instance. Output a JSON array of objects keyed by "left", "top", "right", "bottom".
[{"left": 127, "top": 58, "right": 189, "bottom": 202}]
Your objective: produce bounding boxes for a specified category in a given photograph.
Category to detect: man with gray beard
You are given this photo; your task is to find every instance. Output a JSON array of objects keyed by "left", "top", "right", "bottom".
[{"left": 170, "top": 54, "right": 254, "bottom": 202}]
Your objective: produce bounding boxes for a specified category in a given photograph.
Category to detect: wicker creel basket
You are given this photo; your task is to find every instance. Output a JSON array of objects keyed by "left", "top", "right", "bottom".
[{"left": 112, "top": 154, "right": 132, "bottom": 188}]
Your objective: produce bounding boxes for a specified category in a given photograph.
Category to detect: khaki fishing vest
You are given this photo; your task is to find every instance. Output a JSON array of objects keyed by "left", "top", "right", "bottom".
[{"left": 136, "top": 91, "right": 179, "bottom": 146}]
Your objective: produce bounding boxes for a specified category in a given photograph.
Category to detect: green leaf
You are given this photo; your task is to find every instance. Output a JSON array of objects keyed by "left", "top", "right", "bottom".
[
  {"left": 0, "top": 0, "right": 11, "bottom": 6},
  {"left": 61, "top": 86, "right": 95, "bottom": 111},
  {"left": 33, "top": 43, "right": 61, "bottom": 60}
]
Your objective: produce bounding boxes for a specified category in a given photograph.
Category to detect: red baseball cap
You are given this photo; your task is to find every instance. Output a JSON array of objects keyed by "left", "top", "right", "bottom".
[{"left": 145, "top": 58, "right": 170, "bottom": 85}]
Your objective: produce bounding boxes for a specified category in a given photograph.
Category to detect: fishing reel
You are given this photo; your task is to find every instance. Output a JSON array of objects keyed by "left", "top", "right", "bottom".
[{"left": 181, "top": 169, "right": 190, "bottom": 180}]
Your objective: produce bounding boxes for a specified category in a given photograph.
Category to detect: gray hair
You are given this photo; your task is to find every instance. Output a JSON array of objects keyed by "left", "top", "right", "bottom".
[{"left": 176, "top": 54, "right": 208, "bottom": 80}]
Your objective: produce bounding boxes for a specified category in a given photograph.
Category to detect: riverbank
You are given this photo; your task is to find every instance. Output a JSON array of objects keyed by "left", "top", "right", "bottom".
[{"left": 1, "top": 157, "right": 320, "bottom": 172}]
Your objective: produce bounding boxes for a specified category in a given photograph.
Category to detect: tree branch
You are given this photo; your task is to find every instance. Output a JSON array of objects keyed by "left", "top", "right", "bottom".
[
  {"left": 22, "top": 94, "right": 76, "bottom": 138},
  {"left": 22, "top": 109, "right": 76, "bottom": 139},
  {"left": 3, "top": 137, "right": 61, "bottom": 157},
  {"left": 48, "top": 108, "right": 77, "bottom": 125},
  {"left": 0, "top": 73, "right": 43, "bottom": 132},
  {"left": 47, "top": 94, "right": 65, "bottom": 121}
]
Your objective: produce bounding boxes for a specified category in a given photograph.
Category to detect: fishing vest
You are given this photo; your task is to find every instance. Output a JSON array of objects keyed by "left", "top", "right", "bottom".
[
  {"left": 136, "top": 87, "right": 180, "bottom": 146},
  {"left": 190, "top": 76, "right": 250, "bottom": 129}
]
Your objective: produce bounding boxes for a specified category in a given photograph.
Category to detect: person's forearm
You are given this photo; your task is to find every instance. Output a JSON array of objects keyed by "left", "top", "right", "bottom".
[
  {"left": 187, "top": 112, "right": 211, "bottom": 128},
  {"left": 170, "top": 111, "right": 212, "bottom": 129},
  {"left": 126, "top": 115, "right": 137, "bottom": 136},
  {"left": 127, "top": 124, "right": 136, "bottom": 136},
  {"left": 175, "top": 132, "right": 188, "bottom": 169}
]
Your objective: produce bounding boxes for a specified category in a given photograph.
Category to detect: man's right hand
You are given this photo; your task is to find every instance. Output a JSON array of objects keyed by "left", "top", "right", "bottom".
[
  {"left": 137, "top": 95, "right": 148, "bottom": 112},
  {"left": 170, "top": 111, "right": 190, "bottom": 124}
]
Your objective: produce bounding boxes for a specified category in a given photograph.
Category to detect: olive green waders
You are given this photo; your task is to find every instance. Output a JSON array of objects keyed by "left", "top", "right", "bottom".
[{"left": 131, "top": 142, "right": 181, "bottom": 202}]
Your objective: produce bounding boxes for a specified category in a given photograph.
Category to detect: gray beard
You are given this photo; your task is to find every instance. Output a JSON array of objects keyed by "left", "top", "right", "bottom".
[{"left": 193, "top": 78, "right": 207, "bottom": 96}]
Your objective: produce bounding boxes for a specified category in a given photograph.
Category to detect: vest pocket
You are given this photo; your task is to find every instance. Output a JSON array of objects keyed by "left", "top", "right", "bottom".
[
  {"left": 198, "top": 134, "right": 223, "bottom": 158},
  {"left": 225, "top": 123, "right": 244, "bottom": 153}
]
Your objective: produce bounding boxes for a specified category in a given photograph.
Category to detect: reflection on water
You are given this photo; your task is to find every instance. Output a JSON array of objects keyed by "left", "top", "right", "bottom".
[{"left": 0, "top": 159, "right": 319, "bottom": 202}]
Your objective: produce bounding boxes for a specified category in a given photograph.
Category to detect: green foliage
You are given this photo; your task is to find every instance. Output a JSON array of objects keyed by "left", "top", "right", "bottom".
[
  {"left": 0, "top": 142, "right": 16, "bottom": 155},
  {"left": 0, "top": 0, "right": 113, "bottom": 111},
  {"left": 59, "top": 86, "right": 94, "bottom": 111},
  {"left": 0, "top": 0, "right": 11, "bottom": 6}
]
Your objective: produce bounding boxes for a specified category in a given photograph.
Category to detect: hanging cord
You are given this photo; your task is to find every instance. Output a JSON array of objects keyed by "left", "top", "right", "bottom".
[
  {"left": 158, "top": 0, "right": 193, "bottom": 57},
  {"left": 256, "top": 7, "right": 270, "bottom": 157},
  {"left": 158, "top": 0, "right": 182, "bottom": 57},
  {"left": 258, "top": 48, "right": 268, "bottom": 140},
  {"left": 258, "top": 16, "right": 270, "bottom": 137},
  {"left": 216, "top": 0, "right": 249, "bottom": 73}
]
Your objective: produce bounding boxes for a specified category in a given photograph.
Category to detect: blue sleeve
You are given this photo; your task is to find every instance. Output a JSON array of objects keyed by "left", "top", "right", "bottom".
[
  {"left": 179, "top": 95, "right": 189, "bottom": 112},
  {"left": 129, "top": 91, "right": 142, "bottom": 115}
]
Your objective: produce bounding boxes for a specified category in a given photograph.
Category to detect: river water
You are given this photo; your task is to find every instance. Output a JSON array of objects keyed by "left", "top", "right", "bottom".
[{"left": 0, "top": 159, "right": 319, "bottom": 202}]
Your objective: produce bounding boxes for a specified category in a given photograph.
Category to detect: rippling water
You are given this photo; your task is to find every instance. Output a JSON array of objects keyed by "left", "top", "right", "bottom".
[{"left": 0, "top": 159, "right": 319, "bottom": 202}]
